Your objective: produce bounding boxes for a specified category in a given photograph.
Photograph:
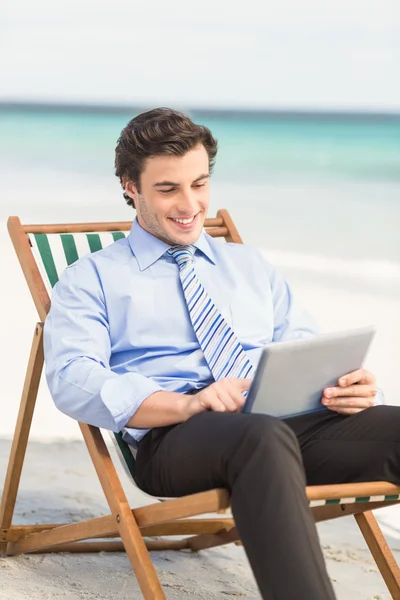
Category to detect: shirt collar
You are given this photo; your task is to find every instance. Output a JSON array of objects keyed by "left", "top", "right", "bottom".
[{"left": 128, "top": 218, "right": 216, "bottom": 271}]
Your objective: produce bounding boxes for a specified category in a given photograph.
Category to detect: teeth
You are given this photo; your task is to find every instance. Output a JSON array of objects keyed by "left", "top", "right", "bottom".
[{"left": 172, "top": 216, "right": 195, "bottom": 224}]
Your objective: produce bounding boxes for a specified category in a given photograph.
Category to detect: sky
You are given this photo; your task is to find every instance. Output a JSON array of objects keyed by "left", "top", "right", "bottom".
[{"left": 1, "top": 0, "right": 400, "bottom": 112}]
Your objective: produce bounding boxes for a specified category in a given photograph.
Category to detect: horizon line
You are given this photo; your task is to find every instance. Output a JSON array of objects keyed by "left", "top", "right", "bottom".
[{"left": 1, "top": 100, "right": 400, "bottom": 121}]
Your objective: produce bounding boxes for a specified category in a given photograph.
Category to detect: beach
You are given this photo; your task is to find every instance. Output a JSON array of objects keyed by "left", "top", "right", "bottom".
[
  {"left": 1, "top": 436, "right": 400, "bottom": 599},
  {"left": 0, "top": 108, "right": 399, "bottom": 598}
]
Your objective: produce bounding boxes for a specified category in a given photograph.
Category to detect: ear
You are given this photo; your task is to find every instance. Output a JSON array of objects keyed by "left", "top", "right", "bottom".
[{"left": 123, "top": 178, "right": 138, "bottom": 203}]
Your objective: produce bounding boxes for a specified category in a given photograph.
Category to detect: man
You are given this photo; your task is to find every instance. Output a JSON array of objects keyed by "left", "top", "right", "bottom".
[{"left": 44, "top": 108, "right": 400, "bottom": 600}]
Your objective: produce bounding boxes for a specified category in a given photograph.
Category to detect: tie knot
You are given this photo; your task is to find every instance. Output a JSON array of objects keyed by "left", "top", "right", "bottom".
[{"left": 167, "top": 245, "right": 195, "bottom": 268}]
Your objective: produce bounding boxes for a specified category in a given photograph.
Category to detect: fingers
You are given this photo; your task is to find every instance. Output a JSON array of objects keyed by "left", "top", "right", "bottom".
[
  {"left": 207, "top": 394, "right": 237, "bottom": 412},
  {"left": 213, "top": 386, "right": 242, "bottom": 412},
  {"left": 323, "top": 368, "right": 378, "bottom": 418},
  {"left": 232, "top": 378, "right": 252, "bottom": 392},
  {"left": 322, "top": 396, "right": 375, "bottom": 412},
  {"left": 199, "top": 378, "right": 250, "bottom": 413},
  {"left": 327, "top": 406, "right": 366, "bottom": 415},
  {"left": 217, "top": 379, "right": 248, "bottom": 411},
  {"left": 338, "top": 369, "right": 375, "bottom": 387},
  {"left": 324, "top": 384, "right": 378, "bottom": 399}
]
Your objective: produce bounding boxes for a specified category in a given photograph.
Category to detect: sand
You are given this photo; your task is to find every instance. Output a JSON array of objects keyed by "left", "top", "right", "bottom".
[{"left": 1, "top": 438, "right": 400, "bottom": 600}]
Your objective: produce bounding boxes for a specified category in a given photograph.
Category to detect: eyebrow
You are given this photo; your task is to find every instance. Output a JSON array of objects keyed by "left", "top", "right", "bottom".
[{"left": 153, "top": 173, "right": 209, "bottom": 188}]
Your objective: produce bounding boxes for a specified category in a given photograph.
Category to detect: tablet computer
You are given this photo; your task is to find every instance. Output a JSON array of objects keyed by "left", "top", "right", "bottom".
[{"left": 242, "top": 326, "right": 376, "bottom": 418}]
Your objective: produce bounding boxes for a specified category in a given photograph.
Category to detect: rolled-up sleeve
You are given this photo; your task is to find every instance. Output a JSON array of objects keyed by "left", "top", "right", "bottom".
[{"left": 44, "top": 261, "right": 163, "bottom": 432}]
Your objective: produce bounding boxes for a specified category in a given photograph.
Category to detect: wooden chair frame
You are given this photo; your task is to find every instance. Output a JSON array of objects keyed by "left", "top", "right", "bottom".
[{"left": 1, "top": 209, "right": 400, "bottom": 599}]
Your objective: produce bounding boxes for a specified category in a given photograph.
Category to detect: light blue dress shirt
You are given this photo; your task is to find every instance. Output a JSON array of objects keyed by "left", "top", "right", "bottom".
[{"left": 44, "top": 218, "right": 383, "bottom": 444}]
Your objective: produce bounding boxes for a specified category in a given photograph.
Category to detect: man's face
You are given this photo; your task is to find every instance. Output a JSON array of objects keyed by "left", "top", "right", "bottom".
[{"left": 124, "top": 144, "right": 210, "bottom": 246}]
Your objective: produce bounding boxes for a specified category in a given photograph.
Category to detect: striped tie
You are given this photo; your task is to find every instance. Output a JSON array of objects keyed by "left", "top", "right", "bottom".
[{"left": 167, "top": 245, "right": 255, "bottom": 381}]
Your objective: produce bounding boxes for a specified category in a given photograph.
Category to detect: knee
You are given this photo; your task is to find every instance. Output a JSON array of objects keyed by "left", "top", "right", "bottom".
[
  {"left": 369, "top": 404, "right": 400, "bottom": 440},
  {"left": 237, "top": 414, "right": 300, "bottom": 458},
  {"left": 371, "top": 404, "right": 400, "bottom": 417},
  {"left": 221, "top": 415, "right": 303, "bottom": 489}
]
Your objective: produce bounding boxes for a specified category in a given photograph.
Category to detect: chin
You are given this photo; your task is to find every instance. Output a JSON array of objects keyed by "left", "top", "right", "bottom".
[
  {"left": 168, "top": 226, "right": 203, "bottom": 246},
  {"left": 173, "top": 235, "right": 195, "bottom": 247}
]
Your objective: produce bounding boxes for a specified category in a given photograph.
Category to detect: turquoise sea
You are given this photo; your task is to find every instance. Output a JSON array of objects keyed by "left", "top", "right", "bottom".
[
  {"left": 1, "top": 107, "right": 399, "bottom": 296},
  {"left": 0, "top": 106, "right": 399, "bottom": 443}
]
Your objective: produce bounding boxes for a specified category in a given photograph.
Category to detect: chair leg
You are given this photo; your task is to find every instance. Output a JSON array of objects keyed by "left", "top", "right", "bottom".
[
  {"left": 80, "top": 423, "right": 166, "bottom": 600},
  {"left": 355, "top": 511, "right": 400, "bottom": 600},
  {"left": 0, "top": 324, "right": 44, "bottom": 555},
  {"left": 186, "top": 526, "right": 239, "bottom": 552}
]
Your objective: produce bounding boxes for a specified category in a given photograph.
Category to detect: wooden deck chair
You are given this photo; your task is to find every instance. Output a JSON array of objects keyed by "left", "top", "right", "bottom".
[{"left": 2, "top": 209, "right": 400, "bottom": 599}]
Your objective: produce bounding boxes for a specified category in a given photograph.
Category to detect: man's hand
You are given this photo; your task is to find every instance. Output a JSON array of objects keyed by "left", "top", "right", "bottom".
[
  {"left": 322, "top": 369, "right": 377, "bottom": 415},
  {"left": 187, "top": 378, "right": 251, "bottom": 418}
]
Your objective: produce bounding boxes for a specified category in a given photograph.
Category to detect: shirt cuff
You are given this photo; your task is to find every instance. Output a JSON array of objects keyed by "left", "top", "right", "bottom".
[
  {"left": 100, "top": 372, "right": 163, "bottom": 432},
  {"left": 374, "top": 388, "right": 385, "bottom": 406}
]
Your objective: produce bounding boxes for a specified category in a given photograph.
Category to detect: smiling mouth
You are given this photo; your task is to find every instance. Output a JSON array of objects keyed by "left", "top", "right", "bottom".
[{"left": 168, "top": 213, "right": 200, "bottom": 226}]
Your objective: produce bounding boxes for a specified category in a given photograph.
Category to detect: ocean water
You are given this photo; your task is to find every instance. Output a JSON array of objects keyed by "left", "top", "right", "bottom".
[
  {"left": 1, "top": 107, "right": 399, "bottom": 297},
  {"left": 0, "top": 107, "right": 399, "bottom": 442}
]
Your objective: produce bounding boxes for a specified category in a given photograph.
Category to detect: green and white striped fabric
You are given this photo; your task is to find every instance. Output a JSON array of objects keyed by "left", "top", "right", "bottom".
[
  {"left": 30, "top": 231, "right": 127, "bottom": 291},
  {"left": 30, "top": 230, "right": 135, "bottom": 477},
  {"left": 308, "top": 492, "right": 400, "bottom": 508}
]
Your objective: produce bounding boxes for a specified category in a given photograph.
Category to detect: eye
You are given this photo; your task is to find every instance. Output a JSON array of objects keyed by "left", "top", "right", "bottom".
[
  {"left": 159, "top": 188, "right": 175, "bottom": 194},
  {"left": 193, "top": 183, "right": 206, "bottom": 189}
]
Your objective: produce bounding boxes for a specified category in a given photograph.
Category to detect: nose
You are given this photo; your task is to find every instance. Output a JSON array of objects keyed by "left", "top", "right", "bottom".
[{"left": 176, "top": 188, "right": 198, "bottom": 215}]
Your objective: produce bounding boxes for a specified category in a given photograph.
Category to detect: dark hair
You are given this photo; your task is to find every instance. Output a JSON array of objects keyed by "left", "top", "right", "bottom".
[{"left": 115, "top": 107, "right": 218, "bottom": 207}]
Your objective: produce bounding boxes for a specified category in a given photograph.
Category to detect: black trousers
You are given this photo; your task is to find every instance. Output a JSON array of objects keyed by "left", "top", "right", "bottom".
[{"left": 135, "top": 405, "right": 400, "bottom": 600}]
